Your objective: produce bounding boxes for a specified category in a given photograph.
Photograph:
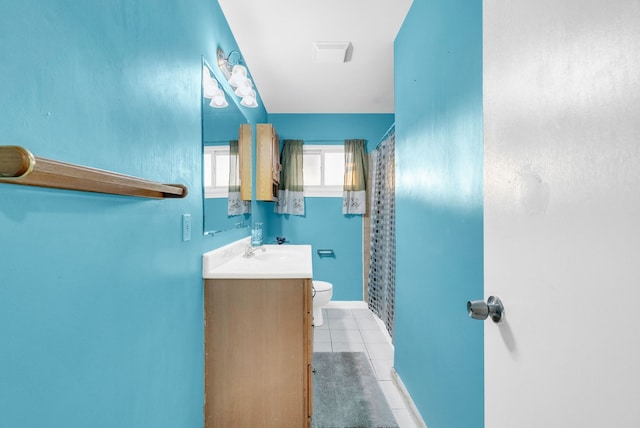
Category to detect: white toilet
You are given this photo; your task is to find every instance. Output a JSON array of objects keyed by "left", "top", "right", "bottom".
[{"left": 312, "top": 280, "right": 333, "bottom": 326}]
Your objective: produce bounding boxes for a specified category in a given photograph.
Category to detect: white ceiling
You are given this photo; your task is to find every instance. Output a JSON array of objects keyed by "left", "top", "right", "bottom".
[{"left": 217, "top": 0, "right": 414, "bottom": 114}]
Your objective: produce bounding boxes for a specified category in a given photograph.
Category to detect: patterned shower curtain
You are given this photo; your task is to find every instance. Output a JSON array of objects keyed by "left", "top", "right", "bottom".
[{"left": 367, "top": 128, "right": 396, "bottom": 339}]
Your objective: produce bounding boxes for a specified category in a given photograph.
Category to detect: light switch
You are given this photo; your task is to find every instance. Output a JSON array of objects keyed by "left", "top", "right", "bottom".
[{"left": 182, "top": 213, "right": 191, "bottom": 241}]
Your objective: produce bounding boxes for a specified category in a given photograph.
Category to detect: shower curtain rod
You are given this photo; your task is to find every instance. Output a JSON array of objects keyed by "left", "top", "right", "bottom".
[
  {"left": 299, "top": 139, "right": 343, "bottom": 143},
  {"left": 376, "top": 123, "right": 395, "bottom": 149},
  {"left": 290, "top": 125, "right": 395, "bottom": 148}
]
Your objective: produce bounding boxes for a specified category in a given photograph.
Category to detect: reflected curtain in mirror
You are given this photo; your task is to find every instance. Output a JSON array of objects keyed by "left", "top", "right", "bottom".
[
  {"left": 275, "top": 140, "right": 304, "bottom": 215},
  {"left": 343, "top": 139, "right": 368, "bottom": 214},
  {"left": 228, "top": 139, "right": 251, "bottom": 215}
]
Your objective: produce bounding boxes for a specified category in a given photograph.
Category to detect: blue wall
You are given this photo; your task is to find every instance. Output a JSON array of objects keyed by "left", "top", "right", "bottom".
[
  {"left": 262, "top": 114, "right": 393, "bottom": 301},
  {"left": 393, "top": 1, "right": 484, "bottom": 427},
  {"left": 0, "top": 1, "right": 265, "bottom": 427},
  {"left": 203, "top": 197, "right": 251, "bottom": 232}
]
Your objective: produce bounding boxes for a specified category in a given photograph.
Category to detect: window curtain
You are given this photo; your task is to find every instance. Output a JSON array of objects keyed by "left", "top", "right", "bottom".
[
  {"left": 343, "top": 139, "right": 368, "bottom": 214},
  {"left": 275, "top": 139, "right": 304, "bottom": 215},
  {"left": 228, "top": 139, "right": 251, "bottom": 215},
  {"left": 368, "top": 128, "right": 395, "bottom": 339}
]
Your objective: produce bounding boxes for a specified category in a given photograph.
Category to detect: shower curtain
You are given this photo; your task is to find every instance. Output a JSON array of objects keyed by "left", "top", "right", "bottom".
[{"left": 367, "top": 127, "right": 395, "bottom": 339}]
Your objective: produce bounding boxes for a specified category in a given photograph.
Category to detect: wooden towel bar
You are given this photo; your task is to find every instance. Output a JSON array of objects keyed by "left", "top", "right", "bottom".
[{"left": 0, "top": 145, "right": 187, "bottom": 199}]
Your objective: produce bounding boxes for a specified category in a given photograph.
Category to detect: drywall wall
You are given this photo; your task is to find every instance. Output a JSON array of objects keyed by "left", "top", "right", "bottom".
[
  {"left": 393, "top": 1, "right": 484, "bottom": 427},
  {"left": 0, "top": 1, "right": 265, "bottom": 427}
]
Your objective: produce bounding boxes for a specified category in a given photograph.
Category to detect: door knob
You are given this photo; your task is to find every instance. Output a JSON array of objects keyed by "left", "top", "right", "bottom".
[{"left": 467, "top": 296, "right": 504, "bottom": 323}]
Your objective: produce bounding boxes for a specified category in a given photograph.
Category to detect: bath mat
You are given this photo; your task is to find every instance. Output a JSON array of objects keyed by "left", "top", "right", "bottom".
[{"left": 312, "top": 352, "right": 399, "bottom": 428}]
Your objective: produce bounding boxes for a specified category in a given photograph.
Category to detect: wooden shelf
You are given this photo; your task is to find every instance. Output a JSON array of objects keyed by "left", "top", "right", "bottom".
[{"left": 0, "top": 146, "right": 187, "bottom": 199}]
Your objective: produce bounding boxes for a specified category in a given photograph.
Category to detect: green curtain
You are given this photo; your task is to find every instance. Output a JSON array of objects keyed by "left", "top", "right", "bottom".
[
  {"left": 228, "top": 140, "right": 250, "bottom": 215},
  {"left": 275, "top": 139, "right": 304, "bottom": 215},
  {"left": 343, "top": 139, "right": 368, "bottom": 214},
  {"left": 228, "top": 140, "right": 240, "bottom": 193}
]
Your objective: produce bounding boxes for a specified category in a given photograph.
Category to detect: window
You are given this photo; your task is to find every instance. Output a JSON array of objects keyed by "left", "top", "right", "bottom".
[
  {"left": 204, "top": 145, "right": 229, "bottom": 198},
  {"left": 303, "top": 145, "right": 344, "bottom": 197}
]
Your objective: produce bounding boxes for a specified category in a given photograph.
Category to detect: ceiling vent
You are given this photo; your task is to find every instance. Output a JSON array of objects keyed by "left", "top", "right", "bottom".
[{"left": 313, "top": 42, "right": 352, "bottom": 64}]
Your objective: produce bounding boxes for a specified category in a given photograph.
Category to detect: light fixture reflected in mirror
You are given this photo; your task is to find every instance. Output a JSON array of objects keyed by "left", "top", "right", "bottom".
[
  {"left": 202, "top": 66, "right": 228, "bottom": 108},
  {"left": 209, "top": 92, "right": 228, "bottom": 108},
  {"left": 217, "top": 47, "right": 259, "bottom": 108}
]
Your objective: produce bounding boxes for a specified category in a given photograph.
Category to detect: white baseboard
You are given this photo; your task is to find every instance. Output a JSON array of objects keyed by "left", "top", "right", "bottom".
[
  {"left": 325, "top": 300, "right": 368, "bottom": 309},
  {"left": 370, "top": 310, "right": 393, "bottom": 346},
  {"left": 391, "top": 368, "right": 428, "bottom": 428}
]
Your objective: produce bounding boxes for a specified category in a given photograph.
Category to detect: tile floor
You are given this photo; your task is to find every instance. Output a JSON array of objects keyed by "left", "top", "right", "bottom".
[{"left": 313, "top": 304, "right": 420, "bottom": 428}]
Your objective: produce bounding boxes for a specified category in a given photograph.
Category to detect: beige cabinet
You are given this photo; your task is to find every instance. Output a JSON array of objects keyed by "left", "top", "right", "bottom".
[
  {"left": 256, "top": 123, "right": 281, "bottom": 201},
  {"left": 239, "top": 123, "right": 252, "bottom": 201},
  {"left": 204, "top": 278, "right": 313, "bottom": 428}
]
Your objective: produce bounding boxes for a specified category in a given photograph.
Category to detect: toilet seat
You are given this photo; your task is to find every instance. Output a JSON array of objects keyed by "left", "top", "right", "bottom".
[{"left": 313, "top": 280, "right": 332, "bottom": 293}]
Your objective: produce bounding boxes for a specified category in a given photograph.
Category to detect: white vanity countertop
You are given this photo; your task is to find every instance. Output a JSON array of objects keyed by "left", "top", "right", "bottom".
[{"left": 203, "top": 237, "right": 313, "bottom": 279}]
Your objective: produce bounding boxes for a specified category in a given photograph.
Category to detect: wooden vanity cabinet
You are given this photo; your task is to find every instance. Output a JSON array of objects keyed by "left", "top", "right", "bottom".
[
  {"left": 239, "top": 123, "right": 252, "bottom": 201},
  {"left": 204, "top": 278, "right": 313, "bottom": 428},
  {"left": 256, "top": 123, "right": 281, "bottom": 201}
]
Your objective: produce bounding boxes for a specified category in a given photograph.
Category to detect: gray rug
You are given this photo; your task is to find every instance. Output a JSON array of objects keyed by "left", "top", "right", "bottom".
[{"left": 312, "top": 352, "right": 399, "bottom": 428}]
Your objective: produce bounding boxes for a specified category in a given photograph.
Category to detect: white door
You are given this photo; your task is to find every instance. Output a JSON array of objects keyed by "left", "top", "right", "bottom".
[{"left": 483, "top": 0, "right": 640, "bottom": 426}]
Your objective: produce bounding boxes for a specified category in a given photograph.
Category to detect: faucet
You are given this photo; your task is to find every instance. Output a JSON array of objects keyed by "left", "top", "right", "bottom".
[{"left": 243, "top": 244, "right": 265, "bottom": 258}]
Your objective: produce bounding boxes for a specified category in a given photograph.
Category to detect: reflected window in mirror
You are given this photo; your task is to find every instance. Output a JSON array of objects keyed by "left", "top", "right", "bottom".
[
  {"left": 204, "top": 145, "right": 230, "bottom": 198},
  {"left": 203, "top": 140, "right": 249, "bottom": 214}
]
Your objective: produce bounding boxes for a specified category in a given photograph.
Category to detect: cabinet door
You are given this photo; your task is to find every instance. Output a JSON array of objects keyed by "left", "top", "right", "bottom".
[
  {"left": 303, "top": 278, "right": 313, "bottom": 423},
  {"left": 239, "top": 124, "right": 252, "bottom": 201},
  {"left": 272, "top": 132, "right": 281, "bottom": 184},
  {"left": 204, "top": 278, "right": 310, "bottom": 428},
  {"left": 256, "top": 123, "right": 279, "bottom": 201}
]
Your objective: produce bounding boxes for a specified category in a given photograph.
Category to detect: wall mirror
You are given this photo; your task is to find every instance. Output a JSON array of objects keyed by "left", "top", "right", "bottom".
[{"left": 202, "top": 59, "right": 251, "bottom": 235}]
